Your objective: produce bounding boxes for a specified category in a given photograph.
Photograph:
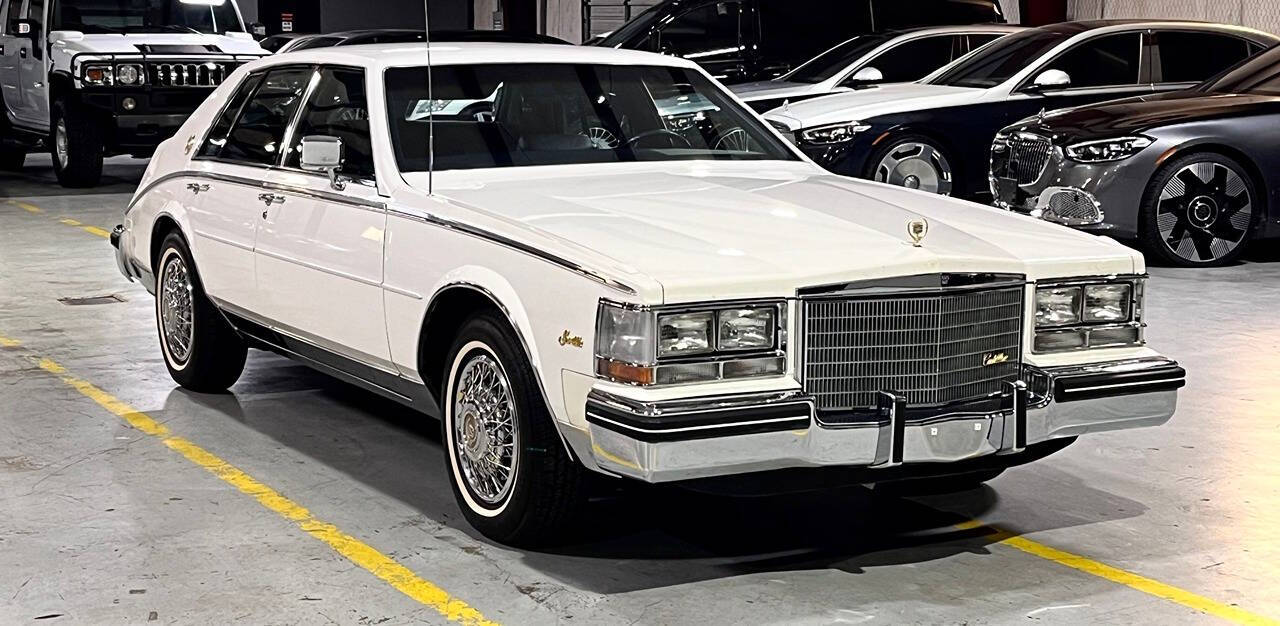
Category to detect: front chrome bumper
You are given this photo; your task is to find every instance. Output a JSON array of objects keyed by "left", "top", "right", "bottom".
[{"left": 585, "top": 358, "right": 1184, "bottom": 482}]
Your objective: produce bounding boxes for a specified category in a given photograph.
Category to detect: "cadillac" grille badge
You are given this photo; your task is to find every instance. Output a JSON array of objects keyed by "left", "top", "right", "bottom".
[{"left": 983, "top": 352, "right": 1010, "bottom": 366}]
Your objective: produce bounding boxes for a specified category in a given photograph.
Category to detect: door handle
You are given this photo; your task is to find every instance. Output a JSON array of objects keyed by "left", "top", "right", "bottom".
[
  {"left": 257, "top": 193, "right": 285, "bottom": 206},
  {"left": 18, "top": 47, "right": 27, "bottom": 59},
  {"left": 186, "top": 183, "right": 210, "bottom": 194}
]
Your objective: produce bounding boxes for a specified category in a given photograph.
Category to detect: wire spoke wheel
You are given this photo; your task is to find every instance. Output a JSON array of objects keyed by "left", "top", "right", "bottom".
[
  {"left": 1156, "top": 161, "right": 1252, "bottom": 264},
  {"left": 874, "top": 141, "right": 953, "bottom": 195},
  {"left": 452, "top": 353, "right": 520, "bottom": 506},
  {"left": 159, "top": 254, "right": 195, "bottom": 365}
]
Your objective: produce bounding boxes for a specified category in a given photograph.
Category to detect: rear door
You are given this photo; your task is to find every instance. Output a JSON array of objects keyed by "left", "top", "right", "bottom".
[{"left": 1151, "top": 30, "right": 1258, "bottom": 93}]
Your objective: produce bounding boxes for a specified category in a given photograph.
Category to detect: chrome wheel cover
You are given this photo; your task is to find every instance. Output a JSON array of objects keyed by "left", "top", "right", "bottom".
[
  {"left": 1157, "top": 161, "right": 1252, "bottom": 263},
  {"left": 583, "top": 126, "right": 619, "bottom": 149},
  {"left": 54, "top": 120, "right": 69, "bottom": 170},
  {"left": 159, "top": 254, "right": 195, "bottom": 365},
  {"left": 452, "top": 353, "right": 519, "bottom": 506},
  {"left": 874, "top": 141, "right": 953, "bottom": 195}
]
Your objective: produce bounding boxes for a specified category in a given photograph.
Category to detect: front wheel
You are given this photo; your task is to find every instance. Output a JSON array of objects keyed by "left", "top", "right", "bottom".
[
  {"left": 1140, "top": 153, "right": 1258, "bottom": 267},
  {"left": 50, "top": 99, "right": 104, "bottom": 188},
  {"left": 155, "top": 233, "right": 247, "bottom": 392},
  {"left": 866, "top": 134, "right": 954, "bottom": 195},
  {"left": 443, "top": 312, "right": 584, "bottom": 546}
]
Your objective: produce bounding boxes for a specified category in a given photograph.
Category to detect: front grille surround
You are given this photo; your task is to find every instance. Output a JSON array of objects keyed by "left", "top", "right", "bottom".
[
  {"left": 800, "top": 282, "right": 1026, "bottom": 420},
  {"left": 993, "top": 132, "right": 1053, "bottom": 185},
  {"left": 149, "top": 61, "right": 236, "bottom": 87}
]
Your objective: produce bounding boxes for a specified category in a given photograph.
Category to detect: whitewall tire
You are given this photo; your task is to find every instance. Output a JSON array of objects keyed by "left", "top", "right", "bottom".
[{"left": 154, "top": 233, "right": 247, "bottom": 392}]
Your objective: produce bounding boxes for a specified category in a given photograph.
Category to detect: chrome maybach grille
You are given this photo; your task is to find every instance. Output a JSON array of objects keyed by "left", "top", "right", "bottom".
[
  {"left": 802, "top": 286, "right": 1025, "bottom": 413},
  {"left": 150, "top": 62, "right": 233, "bottom": 87},
  {"left": 998, "top": 133, "right": 1053, "bottom": 185}
]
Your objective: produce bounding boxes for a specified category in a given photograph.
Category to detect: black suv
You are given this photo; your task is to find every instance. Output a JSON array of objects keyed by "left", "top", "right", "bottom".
[{"left": 592, "top": 0, "right": 1005, "bottom": 83}]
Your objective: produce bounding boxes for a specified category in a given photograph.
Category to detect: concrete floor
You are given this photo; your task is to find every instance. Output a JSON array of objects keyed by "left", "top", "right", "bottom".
[{"left": 2, "top": 154, "right": 1279, "bottom": 625}]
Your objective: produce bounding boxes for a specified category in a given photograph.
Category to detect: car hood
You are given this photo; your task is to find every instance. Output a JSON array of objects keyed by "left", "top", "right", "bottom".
[
  {"left": 418, "top": 161, "right": 1139, "bottom": 303},
  {"left": 730, "top": 80, "right": 826, "bottom": 101},
  {"left": 51, "top": 32, "right": 267, "bottom": 56},
  {"left": 764, "top": 82, "right": 984, "bottom": 130},
  {"left": 1014, "top": 91, "right": 1280, "bottom": 143}
]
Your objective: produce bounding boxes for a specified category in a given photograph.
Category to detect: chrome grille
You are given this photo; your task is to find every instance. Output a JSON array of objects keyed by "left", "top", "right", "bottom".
[
  {"left": 149, "top": 62, "right": 232, "bottom": 87},
  {"left": 802, "top": 286, "right": 1024, "bottom": 413},
  {"left": 1002, "top": 133, "right": 1052, "bottom": 185}
]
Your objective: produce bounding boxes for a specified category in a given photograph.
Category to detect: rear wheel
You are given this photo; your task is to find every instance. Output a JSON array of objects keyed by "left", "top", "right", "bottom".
[
  {"left": 442, "top": 312, "right": 584, "bottom": 546},
  {"left": 867, "top": 134, "right": 954, "bottom": 195},
  {"left": 155, "top": 233, "right": 247, "bottom": 392},
  {"left": 1140, "top": 153, "right": 1257, "bottom": 267},
  {"left": 50, "top": 99, "right": 104, "bottom": 188}
]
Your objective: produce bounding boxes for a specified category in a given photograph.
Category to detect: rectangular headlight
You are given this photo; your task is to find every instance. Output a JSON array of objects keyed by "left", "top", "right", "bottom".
[
  {"left": 1034, "top": 277, "right": 1144, "bottom": 353},
  {"left": 596, "top": 301, "right": 785, "bottom": 386},
  {"left": 658, "top": 311, "right": 715, "bottom": 357},
  {"left": 718, "top": 307, "right": 775, "bottom": 351}
]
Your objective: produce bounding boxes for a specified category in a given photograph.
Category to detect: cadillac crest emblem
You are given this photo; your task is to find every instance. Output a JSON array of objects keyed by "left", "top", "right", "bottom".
[{"left": 907, "top": 218, "right": 929, "bottom": 247}]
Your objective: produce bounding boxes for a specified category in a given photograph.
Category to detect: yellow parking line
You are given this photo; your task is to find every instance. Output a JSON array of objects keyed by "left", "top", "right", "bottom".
[
  {"left": 952, "top": 520, "right": 1278, "bottom": 625},
  {"left": 6, "top": 199, "right": 43, "bottom": 213},
  {"left": 4, "top": 335, "right": 498, "bottom": 626},
  {"left": 81, "top": 225, "right": 111, "bottom": 238},
  {"left": 59, "top": 218, "right": 83, "bottom": 226}
]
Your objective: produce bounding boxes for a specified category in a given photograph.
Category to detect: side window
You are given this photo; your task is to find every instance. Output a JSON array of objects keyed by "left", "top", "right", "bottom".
[
  {"left": 198, "top": 73, "right": 266, "bottom": 159},
  {"left": 1157, "top": 32, "right": 1253, "bottom": 83},
  {"left": 28, "top": 0, "right": 42, "bottom": 24},
  {"left": 1041, "top": 32, "right": 1142, "bottom": 88},
  {"left": 5, "top": 0, "right": 24, "bottom": 32},
  {"left": 655, "top": 1, "right": 745, "bottom": 59},
  {"left": 859, "top": 35, "right": 958, "bottom": 83},
  {"left": 219, "top": 67, "right": 314, "bottom": 166},
  {"left": 284, "top": 67, "right": 374, "bottom": 179}
]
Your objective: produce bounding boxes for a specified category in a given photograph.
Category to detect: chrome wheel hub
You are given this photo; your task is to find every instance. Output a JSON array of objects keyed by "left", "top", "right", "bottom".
[
  {"left": 452, "top": 354, "right": 518, "bottom": 505},
  {"left": 160, "top": 255, "right": 194, "bottom": 364},
  {"left": 1157, "top": 162, "right": 1251, "bottom": 263},
  {"left": 54, "top": 120, "right": 69, "bottom": 169},
  {"left": 874, "top": 141, "right": 952, "bottom": 195}
]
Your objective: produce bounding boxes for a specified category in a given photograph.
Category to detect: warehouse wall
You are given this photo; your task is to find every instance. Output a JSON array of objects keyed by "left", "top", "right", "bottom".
[
  {"left": 1068, "top": 0, "right": 1280, "bottom": 34},
  {"left": 236, "top": 0, "right": 470, "bottom": 32}
]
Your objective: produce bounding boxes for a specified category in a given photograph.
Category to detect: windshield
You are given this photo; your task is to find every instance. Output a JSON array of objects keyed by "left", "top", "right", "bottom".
[
  {"left": 1201, "top": 44, "right": 1280, "bottom": 95},
  {"left": 929, "top": 29, "right": 1069, "bottom": 88},
  {"left": 784, "top": 35, "right": 889, "bottom": 84},
  {"left": 386, "top": 63, "right": 798, "bottom": 172},
  {"left": 596, "top": 3, "right": 663, "bottom": 47},
  {"left": 53, "top": 0, "right": 244, "bottom": 35}
]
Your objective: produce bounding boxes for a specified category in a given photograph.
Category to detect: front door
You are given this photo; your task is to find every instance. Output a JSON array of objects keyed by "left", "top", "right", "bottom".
[
  {"left": 1004, "top": 31, "right": 1152, "bottom": 126},
  {"left": 252, "top": 66, "right": 392, "bottom": 367},
  {"left": 0, "top": 0, "right": 26, "bottom": 125},
  {"left": 12, "top": 0, "right": 45, "bottom": 126}
]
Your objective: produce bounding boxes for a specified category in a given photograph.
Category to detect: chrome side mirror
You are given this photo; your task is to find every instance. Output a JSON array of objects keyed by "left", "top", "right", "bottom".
[
  {"left": 848, "top": 66, "right": 883, "bottom": 84},
  {"left": 1030, "top": 69, "right": 1071, "bottom": 91},
  {"left": 300, "top": 135, "right": 346, "bottom": 191}
]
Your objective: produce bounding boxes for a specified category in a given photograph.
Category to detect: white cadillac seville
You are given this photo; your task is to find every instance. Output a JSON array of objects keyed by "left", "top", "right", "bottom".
[{"left": 112, "top": 42, "right": 1185, "bottom": 544}]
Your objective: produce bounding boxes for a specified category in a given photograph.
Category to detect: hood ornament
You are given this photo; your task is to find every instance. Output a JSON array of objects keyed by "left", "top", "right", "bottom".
[
  {"left": 1037, "top": 108, "right": 1047, "bottom": 124},
  {"left": 907, "top": 218, "right": 929, "bottom": 247}
]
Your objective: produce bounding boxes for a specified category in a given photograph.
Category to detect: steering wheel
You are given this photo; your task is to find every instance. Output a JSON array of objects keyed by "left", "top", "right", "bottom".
[{"left": 625, "top": 128, "right": 692, "bottom": 149}]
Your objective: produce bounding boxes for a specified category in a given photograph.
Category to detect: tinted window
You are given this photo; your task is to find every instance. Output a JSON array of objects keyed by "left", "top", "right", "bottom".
[
  {"left": 931, "top": 29, "right": 1070, "bottom": 88},
  {"left": 872, "top": 0, "right": 1001, "bottom": 29},
  {"left": 860, "top": 35, "right": 959, "bottom": 83},
  {"left": 759, "top": 0, "right": 871, "bottom": 68},
  {"left": 28, "top": 0, "right": 42, "bottom": 22},
  {"left": 219, "top": 67, "right": 314, "bottom": 166},
  {"left": 967, "top": 33, "right": 1004, "bottom": 51},
  {"left": 1203, "top": 45, "right": 1280, "bottom": 95},
  {"left": 291, "top": 35, "right": 341, "bottom": 50},
  {"left": 786, "top": 35, "right": 889, "bottom": 84},
  {"left": 5, "top": 0, "right": 24, "bottom": 30},
  {"left": 655, "top": 1, "right": 746, "bottom": 59},
  {"left": 284, "top": 68, "right": 374, "bottom": 179},
  {"left": 385, "top": 63, "right": 797, "bottom": 172},
  {"left": 52, "top": 0, "right": 242, "bottom": 34},
  {"left": 198, "top": 73, "right": 265, "bottom": 159},
  {"left": 1041, "top": 32, "right": 1142, "bottom": 88},
  {"left": 1157, "top": 32, "right": 1253, "bottom": 83}
]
